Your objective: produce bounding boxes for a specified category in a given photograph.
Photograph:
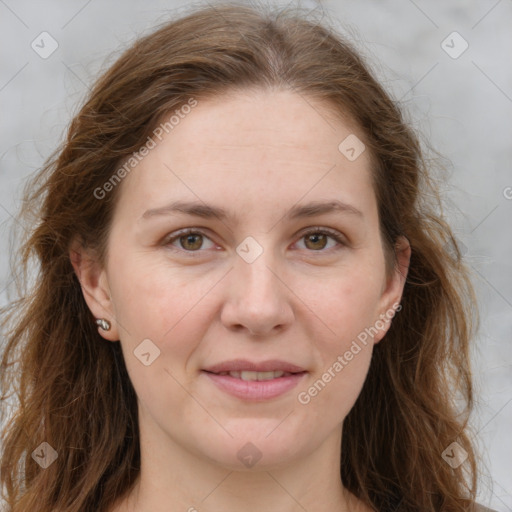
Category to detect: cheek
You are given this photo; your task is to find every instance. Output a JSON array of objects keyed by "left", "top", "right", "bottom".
[
  {"left": 299, "top": 312, "right": 374, "bottom": 422},
  {"left": 111, "top": 253, "right": 214, "bottom": 339},
  {"left": 114, "top": 271, "right": 207, "bottom": 417},
  {"left": 315, "top": 269, "right": 384, "bottom": 344},
  {"left": 110, "top": 260, "right": 227, "bottom": 408},
  {"left": 301, "top": 266, "right": 383, "bottom": 409},
  {"left": 326, "top": 347, "right": 372, "bottom": 420}
]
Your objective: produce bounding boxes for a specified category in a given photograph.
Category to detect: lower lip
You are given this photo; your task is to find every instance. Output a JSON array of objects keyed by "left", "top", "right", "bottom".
[{"left": 202, "top": 371, "right": 307, "bottom": 401}]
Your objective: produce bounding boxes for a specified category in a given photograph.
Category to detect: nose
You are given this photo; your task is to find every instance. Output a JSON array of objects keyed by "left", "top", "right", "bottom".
[{"left": 220, "top": 250, "right": 294, "bottom": 337}]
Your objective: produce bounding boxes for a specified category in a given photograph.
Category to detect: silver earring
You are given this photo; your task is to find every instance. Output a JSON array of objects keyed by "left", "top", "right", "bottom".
[{"left": 96, "top": 318, "right": 111, "bottom": 331}]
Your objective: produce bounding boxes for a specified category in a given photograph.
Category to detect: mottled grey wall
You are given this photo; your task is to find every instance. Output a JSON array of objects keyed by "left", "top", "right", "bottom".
[{"left": 1, "top": 0, "right": 511, "bottom": 509}]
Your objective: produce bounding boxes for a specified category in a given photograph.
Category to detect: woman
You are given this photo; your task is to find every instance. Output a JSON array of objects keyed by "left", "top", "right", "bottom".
[{"left": 1, "top": 3, "right": 488, "bottom": 511}]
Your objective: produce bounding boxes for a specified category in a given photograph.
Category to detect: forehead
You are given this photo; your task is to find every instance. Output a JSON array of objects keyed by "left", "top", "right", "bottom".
[
  {"left": 169, "top": 88, "right": 365, "bottom": 162},
  {"left": 114, "top": 89, "right": 376, "bottom": 224}
]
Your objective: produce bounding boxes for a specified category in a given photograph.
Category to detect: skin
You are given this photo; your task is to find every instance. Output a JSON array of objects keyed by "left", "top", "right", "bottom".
[{"left": 71, "top": 88, "right": 410, "bottom": 512}]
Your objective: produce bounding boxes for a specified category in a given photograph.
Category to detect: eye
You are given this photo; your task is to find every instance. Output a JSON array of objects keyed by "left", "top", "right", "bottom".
[
  {"left": 164, "top": 229, "right": 216, "bottom": 253},
  {"left": 294, "top": 228, "right": 346, "bottom": 252},
  {"left": 162, "top": 227, "right": 346, "bottom": 255}
]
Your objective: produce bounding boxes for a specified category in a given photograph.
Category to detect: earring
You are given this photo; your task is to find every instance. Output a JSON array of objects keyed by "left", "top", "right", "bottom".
[{"left": 96, "top": 318, "right": 111, "bottom": 331}]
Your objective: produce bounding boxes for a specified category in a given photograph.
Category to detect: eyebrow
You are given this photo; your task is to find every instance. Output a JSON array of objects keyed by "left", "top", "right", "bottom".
[{"left": 140, "top": 199, "right": 363, "bottom": 223}]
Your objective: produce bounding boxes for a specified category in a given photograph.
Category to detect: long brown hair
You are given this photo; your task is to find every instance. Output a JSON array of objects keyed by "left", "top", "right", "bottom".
[{"left": 1, "top": 3, "right": 479, "bottom": 511}]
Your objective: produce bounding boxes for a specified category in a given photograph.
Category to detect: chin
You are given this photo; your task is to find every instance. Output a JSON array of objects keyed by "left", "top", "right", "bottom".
[{"left": 190, "top": 420, "right": 315, "bottom": 471}]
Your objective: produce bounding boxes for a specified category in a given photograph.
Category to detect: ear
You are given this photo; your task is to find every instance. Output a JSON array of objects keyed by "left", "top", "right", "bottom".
[
  {"left": 69, "top": 238, "right": 119, "bottom": 342},
  {"left": 373, "top": 235, "right": 411, "bottom": 344}
]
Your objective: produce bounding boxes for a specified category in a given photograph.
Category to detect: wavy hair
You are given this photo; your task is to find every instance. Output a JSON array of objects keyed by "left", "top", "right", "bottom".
[{"left": 1, "top": 3, "right": 479, "bottom": 511}]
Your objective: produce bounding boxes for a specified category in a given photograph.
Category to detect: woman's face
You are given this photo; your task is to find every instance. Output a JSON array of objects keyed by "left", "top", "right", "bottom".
[{"left": 76, "top": 89, "right": 409, "bottom": 470}]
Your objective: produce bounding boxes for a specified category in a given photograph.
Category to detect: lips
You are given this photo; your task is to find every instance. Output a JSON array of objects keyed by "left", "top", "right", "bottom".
[
  {"left": 203, "top": 359, "right": 307, "bottom": 374},
  {"left": 201, "top": 359, "right": 308, "bottom": 400},
  {"left": 218, "top": 370, "right": 290, "bottom": 381}
]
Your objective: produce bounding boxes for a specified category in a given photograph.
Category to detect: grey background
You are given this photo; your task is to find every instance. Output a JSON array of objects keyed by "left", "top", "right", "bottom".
[{"left": 0, "top": 0, "right": 511, "bottom": 509}]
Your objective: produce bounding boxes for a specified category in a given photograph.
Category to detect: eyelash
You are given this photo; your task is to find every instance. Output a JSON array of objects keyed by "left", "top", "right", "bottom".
[{"left": 162, "top": 227, "right": 347, "bottom": 256}]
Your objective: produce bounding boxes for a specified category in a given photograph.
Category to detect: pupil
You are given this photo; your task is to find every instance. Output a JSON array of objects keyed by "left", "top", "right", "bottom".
[
  {"left": 182, "top": 234, "right": 201, "bottom": 250},
  {"left": 307, "top": 234, "right": 326, "bottom": 250}
]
